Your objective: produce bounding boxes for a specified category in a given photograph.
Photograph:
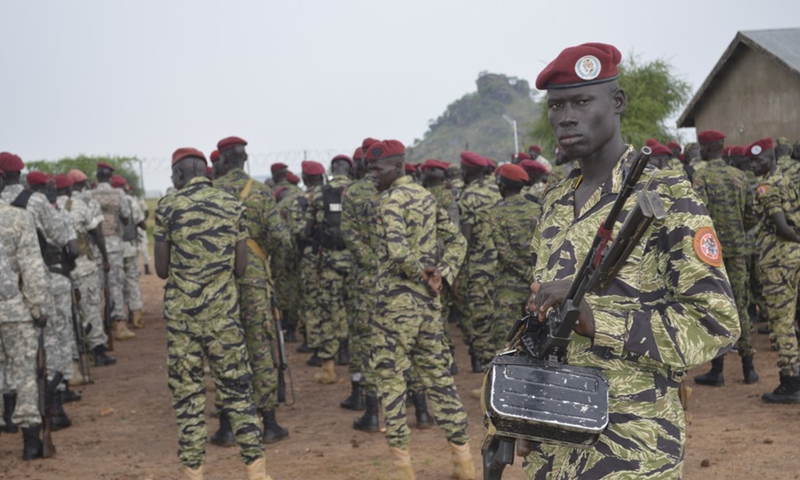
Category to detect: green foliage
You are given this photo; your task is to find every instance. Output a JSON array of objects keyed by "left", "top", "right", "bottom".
[
  {"left": 25, "top": 155, "right": 142, "bottom": 195},
  {"left": 530, "top": 53, "right": 692, "bottom": 155}
]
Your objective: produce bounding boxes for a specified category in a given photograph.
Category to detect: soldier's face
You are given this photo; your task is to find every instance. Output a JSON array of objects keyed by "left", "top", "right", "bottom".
[
  {"left": 369, "top": 157, "right": 401, "bottom": 192},
  {"left": 751, "top": 150, "right": 775, "bottom": 176}
]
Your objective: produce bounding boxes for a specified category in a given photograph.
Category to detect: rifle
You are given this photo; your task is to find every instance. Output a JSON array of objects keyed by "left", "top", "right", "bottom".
[
  {"left": 271, "top": 303, "right": 295, "bottom": 406},
  {"left": 103, "top": 269, "right": 114, "bottom": 352},
  {"left": 37, "top": 328, "right": 60, "bottom": 458},
  {"left": 71, "top": 289, "right": 93, "bottom": 384},
  {"left": 482, "top": 147, "right": 665, "bottom": 479}
]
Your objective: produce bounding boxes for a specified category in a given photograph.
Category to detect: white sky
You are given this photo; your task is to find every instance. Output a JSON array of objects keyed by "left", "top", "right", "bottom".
[{"left": 2, "top": 0, "right": 798, "bottom": 194}]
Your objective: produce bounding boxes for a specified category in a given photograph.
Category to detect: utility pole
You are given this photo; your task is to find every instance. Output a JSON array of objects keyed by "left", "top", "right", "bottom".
[
  {"left": 138, "top": 158, "right": 146, "bottom": 197},
  {"left": 502, "top": 114, "right": 519, "bottom": 156}
]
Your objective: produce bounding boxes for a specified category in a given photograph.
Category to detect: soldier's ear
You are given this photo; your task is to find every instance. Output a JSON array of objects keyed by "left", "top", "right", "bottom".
[{"left": 613, "top": 88, "right": 626, "bottom": 114}]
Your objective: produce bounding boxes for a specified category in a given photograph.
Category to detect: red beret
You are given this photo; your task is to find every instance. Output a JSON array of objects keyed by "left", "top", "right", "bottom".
[
  {"left": 271, "top": 162, "right": 288, "bottom": 173},
  {"left": 55, "top": 174, "right": 74, "bottom": 190},
  {"left": 206, "top": 166, "right": 213, "bottom": 176},
  {"left": 97, "top": 162, "right": 114, "bottom": 172},
  {"left": 68, "top": 169, "right": 88, "bottom": 183},
  {"left": 110, "top": 175, "right": 127, "bottom": 188},
  {"left": 332, "top": 154, "right": 353, "bottom": 166},
  {"left": 721, "top": 146, "right": 732, "bottom": 156},
  {"left": 273, "top": 186, "right": 287, "bottom": 199},
  {"left": 0, "top": 152, "right": 24, "bottom": 172},
  {"left": 460, "top": 151, "right": 485, "bottom": 168},
  {"left": 485, "top": 158, "right": 497, "bottom": 168},
  {"left": 666, "top": 141, "right": 681, "bottom": 151},
  {"left": 528, "top": 145, "right": 542, "bottom": 154},
  {"left": 353, "top": 147, "right": 363, "bottom": 161},
  {"left": 210, "top": 150, "right": 220, "bottom": 163},
  {"left": 364, "top": 140, "right": 405, "bottom": 162},
  {"left": 519, "top": 159, "right": 549, "bottom": 175},
  {"left": 0, "top": 168, "right": 4, "bottom": 177},
  {"left": 26, "top": 171, "right": 48, "bottom": 186},
  {"left": 217, "top": 136, "right": 248, "bottom": 151},
  {"left": 362, "top": 137, "right": 380, "bottom": 150},
  {"left": 172, "top": 147, "right": 207, "bottom": 165},
  {"left": 420, "top": 159, "right": 449, "bottom": 171},
  {"left": 697, "top": 130, "right": 726, "bottom": 144},
  {"left": 286, "top": 171, "right": 300, "bottom": 184},
  {"left": 645, "top": 138, "right": 659, "bottom": 148},
  {"left": 729, "top": 146, "right": 745, "bottom": 156},
  {"left": 301, "top": 160, "right": 325, "bottom": 176},
  {"left": 746, "top": 138, "right": 774, "bottom": 158},
  {"left": 404, "top": 163, "right": 417, "bottom": 173},
  {"left": 650, "top": 145, "right": 673, "bottom": 156},
  {"left": 536, "top": 42, "right": 622, "bottom": 90},
  {"left": 497, "top": 163, "right": 530, "bottom": 183},
  {"left": 516, "top": 152, "right": 531, "bottom": 161}
]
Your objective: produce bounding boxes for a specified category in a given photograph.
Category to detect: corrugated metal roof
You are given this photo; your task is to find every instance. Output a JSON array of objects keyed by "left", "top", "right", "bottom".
[{"left": 677, "top": 28, "right": 800, "bottom": 128}]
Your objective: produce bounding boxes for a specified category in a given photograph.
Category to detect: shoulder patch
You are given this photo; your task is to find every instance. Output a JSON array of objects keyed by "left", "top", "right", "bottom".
[
  {"left": 756, "top": 184, "right": 769, "bottom": 198},
  {"left": 693, "top": 226, "right": 723, "bottom": 267}
]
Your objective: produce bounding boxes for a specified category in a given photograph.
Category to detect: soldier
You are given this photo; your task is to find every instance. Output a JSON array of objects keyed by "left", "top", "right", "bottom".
[
  {"left": 749, "top": 138, "right": 800, "bottom": 403},
  {"left": 132, "top": 185, "right": 152, "bottom": 276},
  {"left": 271, "top": 182, "right": 301, "bottom": 343},
  {"left": 518, "top": 42, "right": 738, "bottom": 478},
  {"left": 154, "top": 148, "right": 272, "bottom": 480},
  {"left": 211, "top": 136, "right": 289, "bottom": 445},
  {"left": 647, "top": 144, "right": 674, "bottom": 170},
  {"left": 0, "top": 167, "right": 51, "bottom": 460},
  {"left": 112, "top": 176, "right": 147, "bottom": 329},
  {"left": 518, "top": 159, "right": 549, "bottom": 203},
  {"left": 365, "top": 139, "right": 475, "bottom": 480},
  {"left": 457, "top": 151, "right": 500, "bottom": 372},
  {"left": 693, "top": 130, "right": 759, "bottom": 386},
  {"left": 775, "top": 137, "right": 800, "bottom": 187},
  {"left": 90, "top": 162, "right": 136, "bottom": 341}
]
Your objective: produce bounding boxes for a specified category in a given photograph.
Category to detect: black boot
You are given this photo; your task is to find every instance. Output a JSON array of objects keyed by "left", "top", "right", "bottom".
[
  {"left": 144, "top": 264, "right": 152, "bottom": 275},
  {"left": 694, "top": 356, "right": 724, "bottom": 386},
  {"left": 284, "top": 318, "right": 298, "bottom": 343},
  {"left": 210, "top": 412, "right": 236, "bottom": 447},
  {"left": 353, "top": 393, "right": 379, "bottom": 432},
  {"left": 296, "top": 338, "right": 312, "bottom": 353},
  {"left": 62, "top": 381, "right": 81, "bottom": 403},
  {"left": 340, "top": 380, "right": 365, "bottom": 411},
  {"left": 93, "top": 344, "right": 117, "bottom": 367},
  {"left": 450, "top": 348, "right": 458, "bottom": 375},
  {"left": 762, "top": 374, "right": 800, "bottom": 404},
  {"left": 470, "top": 351, "right": 483, "bottom": 373},
  {"left": 50, "top": 391, "right": 72, "bottom": 431},
  {"left": 22, "top": 426, "right": 43, "bottom": 461},
  {"left": 306, "top": 350, "right": 323, "bottom": 367},
  {"left": 337, "top": 340, "right": 350, "bottom": 366},
  {"left": 742, "top": 355, "right": 759, "bottom": 384},
  {"left": 3, "top": 393, "right": 18, "bottom": 433},
  {"left": 411, "top": 392, "right": 434, "bottom": 430},
  {"left": 261, "top": 409, "right": 289, "bottom": 444}
]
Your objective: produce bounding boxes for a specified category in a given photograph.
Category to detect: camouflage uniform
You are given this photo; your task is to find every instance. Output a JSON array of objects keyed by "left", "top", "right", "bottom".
[
  {"left": 693, "top": 158, "right": 757, "bottom": 357},
  {"left": 522, "top": 147, "right": 739, "bottom": 478},
  {"left": 755, "top": 168, "right": 800, "bottom": 376},
  {"left": 213, "top": 168, "right": 288, "bottom": 413},
  {"left": 89, "top": 182, "right": 131, "bottom": 322},
  {"left": 426, "top": 184, "right": 461, "bottom": 352},
  {"left": 0, "top": 200, "right": 48, "bottom": 430},
  {"left": 289, "top": 185, "right": 322, "bottom": 348},
  {"left": 369, "top": 175, "right": 469, "bottom": 449},
  {"left": 154, "top": 176, "right": 263, "bottom": 469},
  {"left": 489, "top": 194, "right": 540, "bottom": 352},
  {"left": 272, "top": 185, "right": 302, "bottom": 332},
  {"left": 121, "top": 194, "right": 145, "bottom": 313},
  {"left": 457, "top": 177, "right": 501, "bottom": 364},
  {"left": 745, "top": 170, "right": 767, "bottom": 320}
]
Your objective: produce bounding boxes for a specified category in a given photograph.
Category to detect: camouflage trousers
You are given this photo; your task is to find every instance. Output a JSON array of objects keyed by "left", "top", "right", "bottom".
[
  {"left": 725, "top": 255, "right": 754, "bottom": 357},
  {"left": 369, "top": 287, "right": 469, "bottom": 449},
  {"left": 123, "top": 253, "right": 143, "bottom": 312},
  {"left": 490, "top": 284, "right": 528, "bottom": 354},
  {"left": 748, "top": 252, "right": 767, "bottom": 319},
  {"left": 73, "top": 270, "right": 108, "bottom": 350},
  {"left": 102, "top": 248, "right": 126, "bottom": 321},
  {"left": 0, "top": 321, "right": 40, "bottom": 429},
  {"left": 309, "top": 251, "right": 348, "bottom": 360},
  {"left": 758, "top": 245, "right": 800, "bottom": 376},
  {"left": 462, "top": 271, "right": 496, "bottom": 364},
  {"left": 166, "top": 315, "right": 263, "bottom": 469},
  {"left": 523, "top": 370, "right": 685, "bottom": 479},
  {"left": 46, "top": 272, "right": 75, "bottom": 383},
  {"left": 348, "top": 269, "right": 377, "bottom": 393},
  {"left": 272, "top": 249, "right": 300, "bottom": 332},
  {"left": 298, "top": 250, "right": 321, "bottom": 340},
  {"left": 439, "top": 285, "right": 455, "bottom": 351}
]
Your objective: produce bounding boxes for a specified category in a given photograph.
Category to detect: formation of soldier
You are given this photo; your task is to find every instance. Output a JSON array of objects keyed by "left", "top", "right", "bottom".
[{"left": 0, "top": 154, "right": 149, "bottom": 460}]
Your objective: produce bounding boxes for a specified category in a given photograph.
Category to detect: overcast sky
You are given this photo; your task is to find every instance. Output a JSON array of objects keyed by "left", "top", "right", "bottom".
[{"left": 2, "top": 0, "right": 798, "bottom": 193}]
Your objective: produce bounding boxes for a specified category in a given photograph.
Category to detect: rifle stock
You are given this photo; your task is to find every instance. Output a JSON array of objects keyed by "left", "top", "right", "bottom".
[
  {"left": 37, "top": 328, "right": 59, "bottom": 458},
  {"left": 271, "top": 304, "right": 294, "bottom": 405}
]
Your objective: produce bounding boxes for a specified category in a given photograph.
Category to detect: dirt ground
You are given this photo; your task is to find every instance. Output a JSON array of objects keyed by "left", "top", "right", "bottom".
[{"left": 2, "top": 272, "right": 800, "bottom": 480}]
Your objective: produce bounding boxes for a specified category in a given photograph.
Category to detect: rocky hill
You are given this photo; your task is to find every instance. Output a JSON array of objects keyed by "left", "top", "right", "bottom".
[{"left": 407, "top": 72, "right": 540, "bottom": 164}]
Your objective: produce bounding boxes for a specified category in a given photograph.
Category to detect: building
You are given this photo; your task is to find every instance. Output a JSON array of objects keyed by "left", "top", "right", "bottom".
[{"left": 677, "top": 28, "right": 800, "bottom": 145}]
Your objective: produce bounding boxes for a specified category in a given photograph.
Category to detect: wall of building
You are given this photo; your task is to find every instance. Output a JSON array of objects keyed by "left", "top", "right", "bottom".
[{"left": 693, "top": 46, "right": 800, "bottom": 145}]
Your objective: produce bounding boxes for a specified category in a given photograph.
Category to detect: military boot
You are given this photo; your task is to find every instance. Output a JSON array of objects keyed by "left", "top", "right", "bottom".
[
  {"left": 353, "top": 393, "right": 380, "bottom": 432},
  {"left": 144, "top": 264, "right": 152, "bottom": 275},
  {"left": 296, "top": 337, "right": 312, "bottom": 353},
  {"left": 306, "top": 351, "right": 323, "bottom": 367},
  {"left": 313, "top": 359, "right": 337, "bottom": 384},
  {"left": 742, "top": 355, "right": 759, "bottom": 384},
  {"left": 449, "top": 441, "right": 476, "bottom": 480},
  {"left": 209, "top": 412, "right": 236, "bottom": 447},
  {"left": 69, "top": 361, "right": 85, "bottom": 386},
  {"left": 181, "top": 465, "right": 204, "bottom": 480},
  {"left": 3, "top": 393, "right": 19, "bottom": 433},
  {"left": 22, "top": 426, "right": 43, "bottom": 461},
  {"left": 93, "top": 344, "right": 117, "bottom": 366},
  {"left": 131, "top": 310, "right": 144, "bottom": 329},
  {"left": 284, "top": 319, "right": 298, "bottom": 343},
  {"left": 245, "top": 457, "right": 275, "bottom": 480},
  {"left": 62, "top": 381, "right": 81, "bottom": 403},
  {"left": 50, "top": 391, "right": 72, "bottom": 431},
  {"left": 340, "top": 380, "right": 365, "bottom": 411},
  {"left": 261, "top": 409, "right": 289, "bottom": 444},
  {"left": 387, "top": 446, "right": 415, "bottom": 480},
  {"left": 762, "top": 374, "right": 800, "bottom": 404},
  {"left": 114, "top": 320, "right": 136, "bottom": 340},
  {"left": 411, "top": 392, "right": 434, "bottom": 429},
  {"left": 450, "top": 348, "right": 458, "bottom": 375},
  {"left": 337, "top": 340, "right": 350, "bottom": 366},
  {"left": 470, "top": 351, "right": 482, "bottom": 374},
  {"left": 694, "top": 356, "right": 724, "bottom": 386}
]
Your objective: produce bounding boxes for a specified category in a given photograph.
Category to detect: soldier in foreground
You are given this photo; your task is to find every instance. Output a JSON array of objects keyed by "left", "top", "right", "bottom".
[
  {"left": 154, "top": 148, "right": 272, "bottom": 480},
  {"left": 518, "top": 42, "right": 738, "bottom": 478}
]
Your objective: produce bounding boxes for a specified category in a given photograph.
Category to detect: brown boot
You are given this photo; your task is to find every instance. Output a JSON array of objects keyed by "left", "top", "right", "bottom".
[
  {"left": 114, "top": 321, "right": 136, "bottom": 340},
  {"left": 449, "top": 441, "right": 476, "bottom": 480},
  {"left": 245, "top": 457, "right": 274, "bottom": 480},
  {"left": 131, "top": 310, "right": 144, "bottom": 329},
  {"left": 313, "top": 359, "right": 337, "bottom": 384},
  {"left": 387, "top": 446, "right": 415, "bottom": 480},
  {"left": 69, "top": 361, "right": 85, "bottom": 386},
  {"left": 181, "top": 465, "right": 204, "bottom": 480}
]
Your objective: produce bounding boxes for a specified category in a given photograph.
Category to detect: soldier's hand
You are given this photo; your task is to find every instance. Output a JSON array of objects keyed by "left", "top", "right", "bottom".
[
  {"left": 33, "top": 314, "right": 48, "bottom": 329},
  {"left": 422, "top": 266, "right": 442, "bottom": 297},
  {"left": 528, "top": 281, "right": 595, "bottom": 338},
  {"left": 516, "top": 438, "right": 533, "bottom": 457}
]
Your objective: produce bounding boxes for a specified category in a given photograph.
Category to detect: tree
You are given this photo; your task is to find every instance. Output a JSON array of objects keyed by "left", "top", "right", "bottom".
[
  {"left": 530, "top": 53, "right": 692, "bottom": 156},
  {"left": 25, "top": 155, "right": 142, "bottom": 194}
]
